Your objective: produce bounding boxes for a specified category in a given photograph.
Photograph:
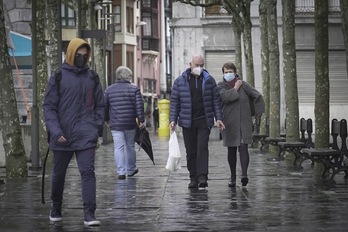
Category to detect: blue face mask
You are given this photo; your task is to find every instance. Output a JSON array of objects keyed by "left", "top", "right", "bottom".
[{"left": 224, "top": 73, "right": 235, "bottom": 82}]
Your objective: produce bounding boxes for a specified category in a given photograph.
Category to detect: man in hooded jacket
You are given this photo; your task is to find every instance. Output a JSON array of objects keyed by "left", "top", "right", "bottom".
[{"left": 43, "top": 38, "right": 105, "bottom": 226}]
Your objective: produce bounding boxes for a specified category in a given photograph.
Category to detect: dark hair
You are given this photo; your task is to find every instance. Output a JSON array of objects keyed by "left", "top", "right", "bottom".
[{"left": 222, "top": 62, "right": 237, "bottom": 73}]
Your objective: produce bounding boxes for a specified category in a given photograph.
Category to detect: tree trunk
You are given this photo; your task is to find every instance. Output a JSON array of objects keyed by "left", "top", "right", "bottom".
[
  {"left": 282, "top": 0, "right": 299, "bottom": 142},
  {"left": 340, "top": 0, "right": 348, "bottom": 77},
  {"left": 47, "top": 0, "right": 60, "bottom": 71},
  {"left": 241, "top": 0, "right": 255, "bottom": 86},
  {"left": 223, "top": 0, "right": 243, "bottom": 77},
  {"left": 233, "top": 25, "right": 243, "bottom": 77},
  {"left": 37, "top": 0, "right": 49, "bottom": 162},
  {"left": 314, "top": 0, "right": 329, "bottom": 148},
  {"left": 231, "top": 7, "right": 243, "bottom": 77},
  {"left": 0, "top": 1, "right": 28, "bottom": 177},
  {"left": 259, "top": 0, "right": 270, "bottom": 136},
  {"left": 267, "top": 0, "right": 281, "bottom": 156}
]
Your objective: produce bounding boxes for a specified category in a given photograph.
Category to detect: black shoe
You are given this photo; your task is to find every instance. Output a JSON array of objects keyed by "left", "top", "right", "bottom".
[
  {"left": 229, "top": 176, "right": 236, "bottom": 187},
  {"left": 198, "top": 180, "right": 208, "bottom": 188},
  {"left": 118, "top": 175, "right": 126, "bottom": 179},
  {"left": 241, "top": 177, "right": 249, "bottom": 187},
  {"left": 128, "top": 169, "right": 138, "bottom": 177},
  {"left": 197, "top": 175, "right": 208, "bottom": 188},
  {"left": 228, "top": 181, "right": 236, "bottom": 187},
  {"left": 188, "top": 181, "right": 198, "bottom": 188}
]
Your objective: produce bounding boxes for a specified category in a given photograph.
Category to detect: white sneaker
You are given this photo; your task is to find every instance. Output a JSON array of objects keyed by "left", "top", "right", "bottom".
[
  {"left": 83, "top": 220, "right": 101, "bottom": 226},
  {"left": 49, "top": 215, "right": 62, "bottom": 222}
]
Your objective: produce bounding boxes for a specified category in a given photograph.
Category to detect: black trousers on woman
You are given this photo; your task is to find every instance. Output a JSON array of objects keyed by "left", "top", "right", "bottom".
[{"left": 227, "top": 144, "right": 250, "bottom": 180}]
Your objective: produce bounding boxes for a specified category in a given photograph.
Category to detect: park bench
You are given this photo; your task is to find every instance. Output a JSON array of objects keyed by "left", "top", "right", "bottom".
[
  {"left": 277, "top": 118, "right": 314, "bottom": 166},
  {"left": 252, "top": 117, "right": 286, "bottom": 151},
  {"left": 251, "top": 117, "right": 268, "bottom": 150},
  {"left": 301, "top": 119, "right": 348, "bottom": 180}
]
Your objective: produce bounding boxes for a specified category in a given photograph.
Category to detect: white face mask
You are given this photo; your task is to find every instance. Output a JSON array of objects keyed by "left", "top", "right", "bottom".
[
  {"left": 224, "top": 73, "right": 236, "bottom": 82},
  {"left": 192, "top": 67, "right": 203, "bottom": 76}
]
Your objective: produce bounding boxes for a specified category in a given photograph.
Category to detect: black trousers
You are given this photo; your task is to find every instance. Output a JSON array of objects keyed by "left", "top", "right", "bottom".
[
  {"left": 227, "top": 144, "right": 250, "bottom": 179},
  {"left": 51, "top": 147, "right": 97, "bottom": 213},
  {"left": 182, "top": 118, "right": 211, "bottom": 181}
]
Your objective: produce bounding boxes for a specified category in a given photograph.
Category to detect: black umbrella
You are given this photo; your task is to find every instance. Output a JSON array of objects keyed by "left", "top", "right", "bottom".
[{"left": 135, "top": 127, "right": 155, "bottom": 165}]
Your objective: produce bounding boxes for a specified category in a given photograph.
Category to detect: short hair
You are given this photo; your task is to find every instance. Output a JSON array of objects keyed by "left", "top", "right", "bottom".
[
  {"left": 222, "top": 62, "right": 237, "bottom": 73},
  {"left": 115, "top": 66, "right": 132, "bottom": 81}
]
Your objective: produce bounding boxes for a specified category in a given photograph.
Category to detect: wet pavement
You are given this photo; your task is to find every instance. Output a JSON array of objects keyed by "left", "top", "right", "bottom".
[{"left": 1, "top": 131, "right": 348, "bottom": 231}]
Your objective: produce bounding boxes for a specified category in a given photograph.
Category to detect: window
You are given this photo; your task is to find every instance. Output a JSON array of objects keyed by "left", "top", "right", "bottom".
[
  {"left": 142, "top": 13, "right": 158, "bottom": 37},
  {"left": 127, "top": 6, "right": 134, "bottom": 33},
  {"left": 142, "top": 0, "right": 151, "bottom": 8},
  {"left": 143, "top": 13, "right": 152, "bottom": 36},
  {"left": 61, "top": 4, "right": 76, "bottom": 27},
  {"left": 114, "top": 5, "right": 121, "bottom": 32},
  {"left": 141, "top": 1, "right": 158, "bottom": 37},
  {"left": 126, "top": 50, "right": 134, "bottom": 81}
]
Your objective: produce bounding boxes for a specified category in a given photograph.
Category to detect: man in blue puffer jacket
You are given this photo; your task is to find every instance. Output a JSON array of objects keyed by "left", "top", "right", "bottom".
[
  {"left": 104, "top": 66, "right": 145, "bottom": 180},
  {"left": 170, "top": 54, "right": 225, "bottom": 188},
  {"left": 43, "top": 38, "right": 105, "bottom": 226}
]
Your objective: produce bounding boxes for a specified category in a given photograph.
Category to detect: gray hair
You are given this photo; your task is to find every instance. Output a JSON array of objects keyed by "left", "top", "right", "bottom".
[{"left": 115, "top": 66, "right": 132, "bottom": 81}]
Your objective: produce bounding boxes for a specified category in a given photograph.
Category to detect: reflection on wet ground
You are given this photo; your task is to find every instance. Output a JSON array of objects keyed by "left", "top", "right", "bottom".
[{"left": 1, "top": 133, "right": 348, "bottom": 231}]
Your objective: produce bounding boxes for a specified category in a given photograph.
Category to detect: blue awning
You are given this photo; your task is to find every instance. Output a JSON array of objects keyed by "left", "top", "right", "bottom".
[
  {"left": 8, "top": 31, "right": 32, "bottom": 57},
  {"left": 7, "top": 31, "right": 32, "bottom": 69}
]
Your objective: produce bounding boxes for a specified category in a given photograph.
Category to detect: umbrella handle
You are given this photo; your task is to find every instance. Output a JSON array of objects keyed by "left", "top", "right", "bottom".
[{"left": 41, "top": 147, "right": 50, "bottom": 204}]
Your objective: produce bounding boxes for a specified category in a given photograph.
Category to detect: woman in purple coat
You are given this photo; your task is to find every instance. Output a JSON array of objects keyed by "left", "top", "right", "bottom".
[{"left": 218, "top": 62, "right": 265, "bottom": 188}]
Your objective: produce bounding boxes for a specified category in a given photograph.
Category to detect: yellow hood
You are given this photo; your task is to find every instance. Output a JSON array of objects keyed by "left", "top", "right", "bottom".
[{"left": 65, "top": 38, "right": 91, "bottom": 67}]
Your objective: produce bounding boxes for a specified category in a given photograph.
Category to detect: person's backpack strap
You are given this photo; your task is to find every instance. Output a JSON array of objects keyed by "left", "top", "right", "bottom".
[
  {"left": 55, "top": 68, "right": 100, "bottom": 92},
  {"left": 53, "top": 68, "right": 62, "bottom": 94},
  {"left": 90, "top": 69, "right": 100, "bottom": 91}
]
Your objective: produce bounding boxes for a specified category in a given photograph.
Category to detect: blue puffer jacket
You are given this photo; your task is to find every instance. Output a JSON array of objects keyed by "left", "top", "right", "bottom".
[
  {"left": 104, "top": 80, "right": 144, "bottom": 131},
  {"left": 170, "top": 68, "right": 223, "bottom": 129},
  {"left": 43, "top": 63, "right": 105, "bottom": 151}
]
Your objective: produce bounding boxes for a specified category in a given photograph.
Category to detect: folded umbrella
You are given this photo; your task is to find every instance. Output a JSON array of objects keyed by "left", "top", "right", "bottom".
[{"left": 135, "top": 127, "right": 155, "bottom": 165}]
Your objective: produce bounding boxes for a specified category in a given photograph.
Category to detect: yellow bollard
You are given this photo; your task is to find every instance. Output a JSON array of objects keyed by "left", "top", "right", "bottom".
[{"left": 158, "top": 99, "right": 170, "bottom": 137}]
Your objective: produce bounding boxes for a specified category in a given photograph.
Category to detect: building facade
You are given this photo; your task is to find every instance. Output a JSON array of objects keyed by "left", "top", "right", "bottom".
[{"left": 3, "top": 0, "right": 172, "bottom": 127}]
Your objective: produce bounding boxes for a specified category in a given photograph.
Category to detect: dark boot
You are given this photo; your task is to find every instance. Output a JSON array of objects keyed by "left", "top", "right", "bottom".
[
  {"left": 241, "top": 177, "right": 249, "bottom": 187},
  {"left": 49, "top": 202, "right": 62, "bottom": 222}
]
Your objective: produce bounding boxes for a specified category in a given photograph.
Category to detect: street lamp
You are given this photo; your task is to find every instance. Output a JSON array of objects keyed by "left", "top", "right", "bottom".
[{"left": 136, "top": 21, "right": 147, "bottom": 27}]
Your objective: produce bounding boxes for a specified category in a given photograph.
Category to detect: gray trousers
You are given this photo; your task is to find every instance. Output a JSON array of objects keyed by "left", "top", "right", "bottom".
[{"left": 51, "top": 147, "right": 96, "bottom": 213}]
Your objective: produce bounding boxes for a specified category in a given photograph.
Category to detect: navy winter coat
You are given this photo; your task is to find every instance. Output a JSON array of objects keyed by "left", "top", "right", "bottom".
[
  {"left": 170, "top": 68, "right": 223, "bottom": 129},
  {"left": 104, "top": 80, "right": 144, "bottom": 131},
  {"left": 43, "top": 38, "right": 105, "bottom": 151},
  {"left": 43, "top": 63, "right": 105, "bottom": 151}
]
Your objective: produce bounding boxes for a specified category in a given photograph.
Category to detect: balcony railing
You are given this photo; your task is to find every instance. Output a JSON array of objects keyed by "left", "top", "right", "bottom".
[
  {"left": 295, "top": 0, "right": 340, "bottom": 14},
  {"left": 204, "top": 5, "right": 229, "bottom": 16},
  {"left": 142, "top": 38, "right": 159, "bottom": 52}
]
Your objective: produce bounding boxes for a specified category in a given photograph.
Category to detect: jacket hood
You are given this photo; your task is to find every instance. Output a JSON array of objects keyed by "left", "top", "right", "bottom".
[{"left": 65, "top": 38, "right": 91, "bottom": 67}]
